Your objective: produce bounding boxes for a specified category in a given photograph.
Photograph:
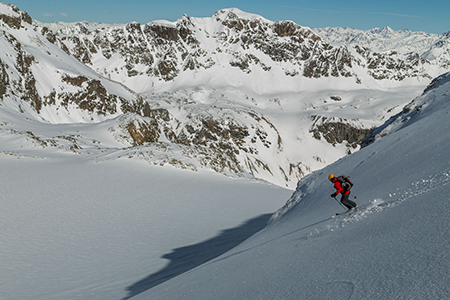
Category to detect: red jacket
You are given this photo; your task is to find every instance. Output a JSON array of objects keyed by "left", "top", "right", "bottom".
[{"left": 332, "top": 177, "right": 350, "bottom": 196}]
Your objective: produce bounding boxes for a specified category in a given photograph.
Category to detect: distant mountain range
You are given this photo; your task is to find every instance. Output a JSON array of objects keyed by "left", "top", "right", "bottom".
[
  {"left": 314, "top": 26, "right": 449, "bottom": 52},
  {"left": 36, "top": 8, "right": 450, "bottom": 88},
  {"left": 1, "top": 3, "right": 449, "bottom": 187}
]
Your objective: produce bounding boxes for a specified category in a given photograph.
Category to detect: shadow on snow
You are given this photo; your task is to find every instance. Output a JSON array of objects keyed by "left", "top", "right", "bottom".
[{"left": 123, "top": 213, "right": 272, "bottom": 299}]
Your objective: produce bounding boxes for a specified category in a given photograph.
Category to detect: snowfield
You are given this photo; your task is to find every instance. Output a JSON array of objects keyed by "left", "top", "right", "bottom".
[{"left": 0, "top": 157, "right": 291, "bottom": 300}]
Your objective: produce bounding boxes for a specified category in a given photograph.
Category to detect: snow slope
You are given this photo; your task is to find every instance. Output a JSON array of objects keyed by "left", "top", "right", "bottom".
[
  {"left": 129, "top": 74, "right": 450, "bottom": 299},
  {"left": 0, "top": 156, "right": 291, "bottom": 300}
]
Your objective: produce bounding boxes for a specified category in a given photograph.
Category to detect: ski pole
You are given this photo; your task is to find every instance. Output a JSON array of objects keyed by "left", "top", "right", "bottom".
[{"left": 334, "top": 196, "right": 347, "bottom": 211}]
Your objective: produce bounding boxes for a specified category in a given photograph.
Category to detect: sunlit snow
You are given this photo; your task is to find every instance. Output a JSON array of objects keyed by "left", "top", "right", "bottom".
[{"left": 1, "top": 3, "right": 449, "bottom": 300}]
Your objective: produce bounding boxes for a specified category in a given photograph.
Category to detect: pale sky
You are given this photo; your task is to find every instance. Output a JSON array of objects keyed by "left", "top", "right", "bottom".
[{"left": 7, "top": 0, "right": 450, "bottom": 34}]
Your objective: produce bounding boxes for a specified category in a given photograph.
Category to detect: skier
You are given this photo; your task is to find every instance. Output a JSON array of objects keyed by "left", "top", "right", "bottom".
[{"left": 328, "top": 174, "right": 357, "bottom": 210}]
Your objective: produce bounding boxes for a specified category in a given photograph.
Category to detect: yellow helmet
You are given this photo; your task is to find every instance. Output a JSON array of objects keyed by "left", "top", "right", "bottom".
[{"left": 328, "top": 174, "right": 335, "bottom": 181}]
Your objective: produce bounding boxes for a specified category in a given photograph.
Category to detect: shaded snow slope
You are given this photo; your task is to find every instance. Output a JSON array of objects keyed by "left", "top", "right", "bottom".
[
  {"left": 0, "top": 158, "right": 291, "bottom": 300},
  {"left": 130, "top": 74, "right": 450, "bottom": 299}
]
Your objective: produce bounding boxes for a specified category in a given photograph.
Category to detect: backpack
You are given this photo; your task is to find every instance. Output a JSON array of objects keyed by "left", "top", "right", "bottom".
[{"left": 337, "top": 174, "right": 354, "bottom": 191}]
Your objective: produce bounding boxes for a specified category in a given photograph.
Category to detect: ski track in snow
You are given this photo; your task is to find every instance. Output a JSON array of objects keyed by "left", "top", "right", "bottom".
[
  {"left": 388, "top": 170, "right": 450, "bottom": 204},
  {"left": 307, "top": 199, "right": 385, "bottom": 238},
  {"left": 307, "top": 169, "right": 450, "bottom": 239}
]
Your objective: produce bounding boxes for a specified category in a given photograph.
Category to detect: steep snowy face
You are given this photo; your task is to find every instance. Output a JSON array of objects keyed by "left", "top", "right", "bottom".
[
  {"left": 0, "top": 4, "right": 142, "bottom": 123},
  {"left": 362, "top": 71, "right": 450, "bottom": 147},
  {"left": 286, "top": 71, "right": 450, "bottom": 213}
]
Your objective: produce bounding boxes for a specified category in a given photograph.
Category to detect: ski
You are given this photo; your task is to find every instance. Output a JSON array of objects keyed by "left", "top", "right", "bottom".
[{"left": 332, "top": 207, "right": 357, "bottom": 218}]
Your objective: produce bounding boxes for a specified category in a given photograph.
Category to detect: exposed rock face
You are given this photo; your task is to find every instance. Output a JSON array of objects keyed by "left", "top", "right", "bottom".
[
  {"left": 0, "top": 4, "right": 32, "bottom": 29},
  {"left": 127, "top": 118, "right": 160, "bottom": 145},
  {"left": 310, "top": 116, "right": 374, "bottom": 150},
  {"left": 59, "top": 76, "right": 119, "bottom": 115},
  {"left": 0, "top": 59, "right": 9, "bottom": 99},
  {"left": 0, "top": 30, "right": 42, "bottom": 112},
  {"left": 355, "top": 46, "right": 428, "bottom": 80}
]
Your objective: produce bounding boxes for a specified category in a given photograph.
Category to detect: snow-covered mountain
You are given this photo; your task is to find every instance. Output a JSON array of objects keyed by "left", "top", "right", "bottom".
[
  {"left": 313, "top": 26, "right": 449, "bottom": 53},
  {"left": 1, "top": 3, "right": 449, "bottom": 188},
  {"left": 0, "top": 4, "right": 144, "bottom": 120},
  {"left": 33, "top": 20, "right": 124, "bottom": 33},
  {"left": 313, "top": 26, "right": 450, "bottom": 71},
  {"left": 45, "top": 10, "right": 449, "bottom": 89}
]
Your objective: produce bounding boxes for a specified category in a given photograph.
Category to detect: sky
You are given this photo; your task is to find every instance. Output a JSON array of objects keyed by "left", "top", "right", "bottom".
[{"left": 6, "top": 0, "right": 450, "bottom": 34}]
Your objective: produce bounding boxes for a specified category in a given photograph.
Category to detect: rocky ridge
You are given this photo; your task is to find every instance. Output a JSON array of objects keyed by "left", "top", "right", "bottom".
[{"left": 43, "top": 9, "right": 449, "bottom": 90}]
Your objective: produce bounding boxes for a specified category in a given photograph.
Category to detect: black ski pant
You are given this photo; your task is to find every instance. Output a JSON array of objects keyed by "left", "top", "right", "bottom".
[{"left": 341, "top": 192, "right": 357, "bottom": 210}]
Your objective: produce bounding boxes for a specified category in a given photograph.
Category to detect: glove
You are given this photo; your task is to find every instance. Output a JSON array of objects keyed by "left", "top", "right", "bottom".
[{"left": 331, "top": 193, "right": 337, "bottom": 198}]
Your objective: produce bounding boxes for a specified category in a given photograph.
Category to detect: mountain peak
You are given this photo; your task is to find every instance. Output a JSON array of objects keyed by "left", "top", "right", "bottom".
[
  {"left": 0, "top": 2, "right": 20, "bottom": 16},
  {"left": 368, "top": 26, "right": 395, "bottom": 35},
  {"left": 0, "top": 2, "right": 32, "bottom": 28},
  {"left": 213, "top": 8, "right": 270, "bottom": 22},
  {"left": 380, "top": 26, "right": 394, "bottom": 34}
]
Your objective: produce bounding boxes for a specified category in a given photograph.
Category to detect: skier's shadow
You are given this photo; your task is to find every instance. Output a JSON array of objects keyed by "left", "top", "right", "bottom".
[{"left": 123, "top": 213, "right": 272, "bottom": 300}]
